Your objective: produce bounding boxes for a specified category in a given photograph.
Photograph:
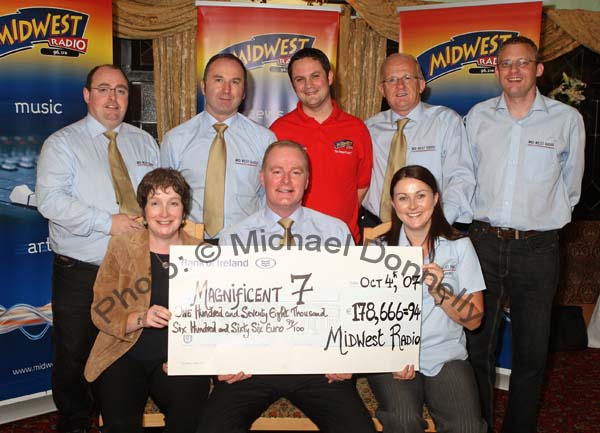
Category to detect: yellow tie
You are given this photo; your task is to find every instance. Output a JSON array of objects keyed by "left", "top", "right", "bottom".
[
  {"left": 278, "top": 218, "right": 296, "bottom": 247},
  {"left": 104, "top": 131, "right": 141, "bottom": 215},
  {"left": 379, "top": 118, "right": 409, "bottom": 222},
  {"left": 204, "top": 123, "right": 228, "bottom": 237}
]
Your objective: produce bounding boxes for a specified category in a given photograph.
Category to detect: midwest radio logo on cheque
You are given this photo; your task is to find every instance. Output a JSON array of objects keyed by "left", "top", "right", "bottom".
[{"left": 0, "top": 7, "right": 90, "bottom": 58}]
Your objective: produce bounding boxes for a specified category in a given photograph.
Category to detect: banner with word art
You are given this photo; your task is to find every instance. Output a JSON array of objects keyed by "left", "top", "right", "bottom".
[
  {"left": 0, "top": 0, "right": 112, "bottom": 404},
  {"left": 398, "top": 0, "right": 542, "bottom": 115},
  {"left": 196, "top": 1, "right": 340, "bottom": 127}
]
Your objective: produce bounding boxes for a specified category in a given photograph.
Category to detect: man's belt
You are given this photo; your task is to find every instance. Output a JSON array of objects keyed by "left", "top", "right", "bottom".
[{"left": 474, "top": 221, "right": 542, "bottom": 240}]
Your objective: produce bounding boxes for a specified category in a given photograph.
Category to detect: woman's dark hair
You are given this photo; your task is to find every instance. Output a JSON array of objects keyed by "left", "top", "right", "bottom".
[
  {"left": 385, "top": 165, "right": 463, "bottom": 261},
  {"left": 137, "top": 168, "right": 191, "bottom": 220}
]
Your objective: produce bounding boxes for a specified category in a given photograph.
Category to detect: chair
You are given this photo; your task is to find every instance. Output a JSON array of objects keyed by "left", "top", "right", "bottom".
[
  {"left": 182, "top": 221, "right": 204, "bottom": 240},
  {"left": 362, "top": 221, "right": 391, "bottom": 245}
]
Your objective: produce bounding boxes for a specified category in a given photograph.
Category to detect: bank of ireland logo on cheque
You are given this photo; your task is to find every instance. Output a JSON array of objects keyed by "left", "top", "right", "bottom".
[
  {"left": 219, "top": 33, "right": 316, "bottom": 72},
  {"left": 0, "top": 7, "right": 90, "bottom": 59},
  {"left": 417, "top": 30, "right": 519, "bottom": 82}
]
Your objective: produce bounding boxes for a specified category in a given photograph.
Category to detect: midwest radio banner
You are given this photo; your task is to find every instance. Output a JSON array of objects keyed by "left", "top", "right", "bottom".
[
  {"left": 398, "top": 0, "right": 542, "bottom": 116},
  {"left": 0, "top": 0, "right": 112, "bottom": 404},
  {"left": 196, "top": 1, "right": 340, "bottom": 127}
]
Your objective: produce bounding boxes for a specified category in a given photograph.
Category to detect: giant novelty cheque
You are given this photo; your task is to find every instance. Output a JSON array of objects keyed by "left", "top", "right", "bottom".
[{"left": 168, "top": 243, "right": 423, "bottom": 375}]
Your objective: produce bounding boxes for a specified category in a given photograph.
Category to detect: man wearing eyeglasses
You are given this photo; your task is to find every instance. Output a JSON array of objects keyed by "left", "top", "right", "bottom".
[
  {"left": 465, "top": 36, "right": 585, "bottom": 433},
  {"left": 361, "top": 53, "right": 476, "bottom": 228},
  {"left": 36, "top": 64, "right": 159, "bottom": 433}
]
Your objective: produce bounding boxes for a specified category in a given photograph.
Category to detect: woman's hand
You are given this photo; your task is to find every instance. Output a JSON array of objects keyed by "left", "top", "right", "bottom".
[
  {"left": 144, "top": 305, "right": 171, "bottom": 329},
  {"left": 392, "top": 364, "right": 415, "bottom": 380},
  {"left": 423, "top": 263, "right": 446, "bottom": 304},
  {"left": 218, "top": 372, "right": 252, "bottom": 384}
]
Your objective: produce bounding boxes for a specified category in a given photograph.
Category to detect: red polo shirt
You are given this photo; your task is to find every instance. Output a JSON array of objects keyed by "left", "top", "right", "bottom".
[{"left": 270, "top": 101, "right": 372, "bottom": 243}]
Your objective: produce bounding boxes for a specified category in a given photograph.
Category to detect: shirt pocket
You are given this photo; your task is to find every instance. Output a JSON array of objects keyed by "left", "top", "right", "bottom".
[{"left": 523, "top": 138, "right": 559, "bottom": 182}]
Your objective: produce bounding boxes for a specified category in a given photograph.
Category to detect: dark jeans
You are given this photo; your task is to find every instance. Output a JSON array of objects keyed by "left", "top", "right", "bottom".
[
  {"left": 94, "top": 354, "right": 210, "bottom": 433},
  {"left": 368, "top": 360, "right": 486, "bottom": 433},
  {"left": 198, "top": 374, "right": 376, "bottom": 433},
  {"left": 51, "top": 255, "right": 99, "bottom": 432},
  {"left": 466, "top": 223, "right": 559, "bottom": 433}
]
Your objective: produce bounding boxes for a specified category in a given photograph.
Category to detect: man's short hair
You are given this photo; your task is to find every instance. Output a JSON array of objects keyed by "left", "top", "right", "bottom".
[
  {"left": 261, "top": 140, "right": 310, "bottom": 173},
  {"left": 380, "top": 53, "right": 424, "bottom": 81},
  {"left": 203, "top": 53, "right": 247, "bottom": 83},
  {"left": 287, "top": 48, "right": 332, "bottom": 81},
  {"left": 498, "top": 36, "right": 539, "bottom": 61},
  {"left": 85, "top": 64, "right": 129, "bottom": 91}
]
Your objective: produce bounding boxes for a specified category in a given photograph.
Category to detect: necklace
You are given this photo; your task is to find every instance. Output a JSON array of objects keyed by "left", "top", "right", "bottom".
[{"left": 152, "top": 252, "right": 169, "bottom": 269}]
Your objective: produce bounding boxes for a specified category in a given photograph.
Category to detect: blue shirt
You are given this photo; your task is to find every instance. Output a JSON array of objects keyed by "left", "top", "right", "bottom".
[
  {"left": 364, "top": 103, "right": 476, "bottom": 224},
  {"left": 160, "top": 111, "right": 276, "bottom": 237},
  {"left": 36, "top": 115, "right": 159, "bottom": 265},
  {"left": 220, "top": 206, "right": 352, "bottom": 248},
  {"left": 398, "top": 229, "right": 485, "bottom": 376},
  {"left": 466, "top": 89, "right": 585, "bottom": 231}
]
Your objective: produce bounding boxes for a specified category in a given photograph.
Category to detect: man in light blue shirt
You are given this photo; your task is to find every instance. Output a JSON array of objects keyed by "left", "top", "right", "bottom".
[
  {"left": 36, "top": 65, "right": 159, "bottom": 433},
  {"left": 362, "top": 53, "right": 475, "bottom": 226},
  {"left": 199, "top": 140, "right": 375, "bottom": 433},
  {"left": 465, "top": 36, "right": 585, "bottom": 433},
  {"left": 161, "top": 54, "right": 276, "bottom": 239}
]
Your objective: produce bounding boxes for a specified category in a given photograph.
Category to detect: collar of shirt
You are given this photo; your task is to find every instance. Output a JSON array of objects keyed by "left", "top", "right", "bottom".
[
  {"left": 263, "top": 205, "right": 304, "bottom": 228},
  {"left": 398, "top": 225, "right": 445, "bottom": 263},
  {"left": 389, "top": 101, "right": 423, "bottom": 127},
  {"left": 204, "top": 111, "right": 237, "bottom": 128},
  {"left": 85, "top": 114, "right": 123, "bottom": 139},
  {"left": 295, "top": 100, "right": 341, "bottom": 124},
  {"left": 495, "top": 88, "right": 549, "bottom": 118}
]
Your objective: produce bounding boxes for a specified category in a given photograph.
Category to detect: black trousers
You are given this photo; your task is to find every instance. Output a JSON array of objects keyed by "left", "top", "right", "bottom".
[
  {"left": 94, "top": 354, "right": 210, "bottom": 433},
  {"left": 198, "top": 374, "right": 376, "bottom": 433},
  {"left": 51, "top": 254, "right": 99, "bottom": 432}
]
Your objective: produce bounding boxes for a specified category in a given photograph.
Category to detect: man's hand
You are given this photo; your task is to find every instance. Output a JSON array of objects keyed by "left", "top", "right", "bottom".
[
  {"left": 325, "top": 373, "right": 352, "bottom": 383},
  {"left": 218, "top": 372, "right": 252, "bottom": 384},
  {"left": 110, "top": 214, "right": 142, "bottom": 235}
]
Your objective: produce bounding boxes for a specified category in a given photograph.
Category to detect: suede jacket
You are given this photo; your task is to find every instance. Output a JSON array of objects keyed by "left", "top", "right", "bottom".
[{"left": 84, "top": 228, "right": 200, "bottom": 382}]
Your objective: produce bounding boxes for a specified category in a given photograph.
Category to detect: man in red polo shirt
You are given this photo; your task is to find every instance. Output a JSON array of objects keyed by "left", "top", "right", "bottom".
[{"left": 270, "top": 48, "right": 372, "bottom": 243}]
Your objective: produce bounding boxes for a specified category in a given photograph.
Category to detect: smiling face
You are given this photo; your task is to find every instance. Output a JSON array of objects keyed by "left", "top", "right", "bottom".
[
  {"left": 379, "top": 55, "right": 426, "bottom": 116},
  {"left": 144, "top": 186, "right": 184, "bottom": 244},
  {"left": 83, "top": 66, "right": 129, "bottom": 130},
  {"left": 391, "top": 177, "right": 438, "bottom": 237},
  {"left": 201, "top": 57, "right": 246, "bottom": 122},
  {"left": 495, "top": 42, "right": 543, "bottom": 101},
  {"left": 289, "top": 57, "right": 333, "bottom": 113},
  {"left": 260, "top": 145, "right": 309, "bottom": 218}
]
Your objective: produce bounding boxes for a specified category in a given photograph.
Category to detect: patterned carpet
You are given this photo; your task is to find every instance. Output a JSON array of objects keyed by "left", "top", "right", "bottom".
[{"left": 1, "top": 348, "right": 598, "bottom": 433}]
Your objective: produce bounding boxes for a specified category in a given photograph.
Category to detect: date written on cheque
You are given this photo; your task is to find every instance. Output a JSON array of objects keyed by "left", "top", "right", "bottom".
[{"left": 352, "top": 301, "right": 421, "bottom": 325}]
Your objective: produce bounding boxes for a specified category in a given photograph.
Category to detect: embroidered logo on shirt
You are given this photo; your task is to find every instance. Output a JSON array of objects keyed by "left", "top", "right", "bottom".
[
  {"left": 137, "top": 161, "right": 155, "bottom": 167},
  {"left": 527, "top": 140, "right": 555, "bottom": 149},
  {"left": 410, "top": 145, "right": 436, "bottom": 153},
  {"left": 333, "top": 139, "right": 353, "bottom": 154},
  {"left": 235, "top": 158, "right": 259, "bottom": 167},
  {"left": 443, "top": 264, "right": 457, "bottom": 276}
]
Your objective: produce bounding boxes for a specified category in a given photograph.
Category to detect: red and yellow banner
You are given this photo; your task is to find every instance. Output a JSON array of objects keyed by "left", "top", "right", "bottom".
[
  {"left": 398, "top": 0, "right": 542, "bottom": 115},
  {"left": 196, "top": 1, "right": 340, "bottom": 126}
]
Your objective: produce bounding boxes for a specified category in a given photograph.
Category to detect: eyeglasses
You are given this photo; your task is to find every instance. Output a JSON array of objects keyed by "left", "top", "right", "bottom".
[
  {"left": 91, "top": 86, "right": 129, "bottom": 97},
  {"left": 497, "top": 58, "right": 536, "bottom": 69},
  {"left": 381, "top": 74, "right": 423, "bottom": 86}
]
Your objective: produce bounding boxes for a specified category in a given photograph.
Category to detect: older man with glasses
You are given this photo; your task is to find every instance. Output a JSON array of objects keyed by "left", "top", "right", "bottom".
[{"left": 361, "top": 53, "right": 476, "bottom": 230}]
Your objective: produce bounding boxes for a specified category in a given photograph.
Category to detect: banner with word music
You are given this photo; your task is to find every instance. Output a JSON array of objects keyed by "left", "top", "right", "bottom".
[
  {"left": 196, "top": 1, "right": 340, "bottom": 127},
  {"left": 0, "top": 0, "right": 112, "bottom": 404},
  {"left": 398, "top": 0, "right": 542, "bottom": 115},
  {"left": 168, "top": 245, "right": 423, "bottom": 375}
]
